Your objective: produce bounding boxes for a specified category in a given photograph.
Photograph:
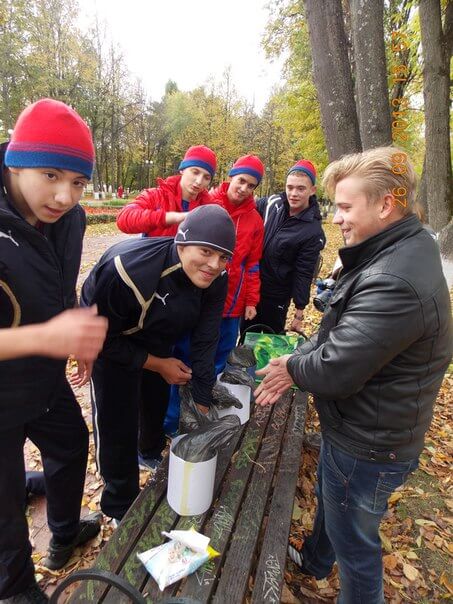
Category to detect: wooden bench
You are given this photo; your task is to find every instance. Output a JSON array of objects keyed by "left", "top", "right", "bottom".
[{"left": 58, "top": 390, "right": 307, "bottom": 603}]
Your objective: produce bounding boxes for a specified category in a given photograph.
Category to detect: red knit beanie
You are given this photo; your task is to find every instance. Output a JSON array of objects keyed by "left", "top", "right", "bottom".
[
  {"left": 229, "top": 155, "right": 264, "bottom": 184},
  {"left": 287, "top": 159, "right": 316, "bottom": 184},
  {"left": 5, "top": 98, "right": 95, "bottom": 179},
  {"left": 178, "top": 145, "right": 217, "bottom": 178}
]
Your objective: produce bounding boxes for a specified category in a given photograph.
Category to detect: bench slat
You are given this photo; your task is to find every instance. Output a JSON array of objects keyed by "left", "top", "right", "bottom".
[
  {"left": 211, "top": 391, "right": 294, "bottom": 604},
  {"left": 251, "top": 390, "right": 307, "bottom": 604}
]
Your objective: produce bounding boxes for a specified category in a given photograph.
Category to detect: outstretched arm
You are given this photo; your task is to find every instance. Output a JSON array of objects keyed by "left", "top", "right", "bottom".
[{"left": 0, "top": 306, "right": 107, "bottom": 362}]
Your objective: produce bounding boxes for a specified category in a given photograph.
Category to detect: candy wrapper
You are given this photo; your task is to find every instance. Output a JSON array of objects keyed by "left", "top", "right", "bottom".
[{"left": 137, "top": 528, "right": 219, "bottom": 591}]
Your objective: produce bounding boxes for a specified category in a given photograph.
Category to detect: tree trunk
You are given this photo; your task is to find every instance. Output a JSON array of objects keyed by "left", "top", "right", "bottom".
[
  {"left": 304, "top": 0, "right": 362, "bottom": 160},
  {"left": 350, "top": 0, "right": 392, "bottom": 149},
  {"left": 419, "top": 0, "right": 452, "bottom": 231},
  {"left": 415, "top": 155, "right": 429, "bottom": 218}
]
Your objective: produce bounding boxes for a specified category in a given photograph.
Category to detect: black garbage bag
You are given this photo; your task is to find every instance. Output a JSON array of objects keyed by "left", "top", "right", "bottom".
[
  {"left": 219, "top": 367, "right": 256, "bottom": 392},
  {"left": 226, "top": 345, "right": 256, "bottom": 368},
  {"left": 179, "top": 384, "right": 219, "bottom": 434},
  {"left": 212, "top": 382, "right": 243, "bottom": 409},
  {"left": 173, "top": 415, "right": 241, "bottom": 462}
]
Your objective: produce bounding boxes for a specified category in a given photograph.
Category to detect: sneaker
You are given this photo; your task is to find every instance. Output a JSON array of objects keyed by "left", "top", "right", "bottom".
[
  {"left": 0, "top": 583, "right": 48, "bottom": 603},
  {"left": 42, "top": 511, "right": 102, "bottom": 570},
  {"left": 288, "top": 543, "right": 304, "bottom": 568},
  {"left": 138, "top": 453, "right": 162, "bottom": 470}
]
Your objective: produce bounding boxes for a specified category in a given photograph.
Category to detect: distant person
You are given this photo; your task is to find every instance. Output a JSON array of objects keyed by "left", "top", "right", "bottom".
[
  {"left": 0, "top": 99, "right": 104, "bottom": 604},
  {"left": 117, "top": 184, "right": 124, "bottom": 199},
  {"left": 116, "top": 145, "right": 216, "bottom": 237},
  {"left": 81, "top": 205, "right": 235, "bottom": 522},
  {"left": 243, "top": 159, "right": 325, "bottom": 335}
]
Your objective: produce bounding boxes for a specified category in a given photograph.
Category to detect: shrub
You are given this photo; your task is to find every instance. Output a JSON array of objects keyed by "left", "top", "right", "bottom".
[
  {"left": 102, "top": 199, "right": 129, "bottom": 207},
  {"left": 86, "top": 214, "right": 117, "bottom": 225}
]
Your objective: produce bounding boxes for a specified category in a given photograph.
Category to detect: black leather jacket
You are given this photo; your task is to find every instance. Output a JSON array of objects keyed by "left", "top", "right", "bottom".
[{"left": 287, "top": 214, "right": 452, "bottom": 461}]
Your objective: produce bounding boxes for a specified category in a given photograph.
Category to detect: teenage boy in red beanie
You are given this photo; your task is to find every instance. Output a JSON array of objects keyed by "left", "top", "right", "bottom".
[
  {"left": 116, "top": 145, "right": 216, "bottom": 237},
  {"left": 210, "top": 155, "right": 265, "bottom": 366},
  {"left": 0, "top": 99, "right": 106, "bottom": 603},
  {"left": 243, "top": 159, "right": 326, "bottom": 335}
]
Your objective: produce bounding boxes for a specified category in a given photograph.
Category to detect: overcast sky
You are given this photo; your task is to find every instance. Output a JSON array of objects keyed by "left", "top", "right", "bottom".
[{"left": 77, "top": 0, "right": 285, "bottom": 112}]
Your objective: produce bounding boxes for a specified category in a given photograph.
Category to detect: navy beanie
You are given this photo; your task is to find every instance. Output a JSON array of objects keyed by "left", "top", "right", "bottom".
[{"left": 174, "top": 205, "right": 236, "bottom": 256}]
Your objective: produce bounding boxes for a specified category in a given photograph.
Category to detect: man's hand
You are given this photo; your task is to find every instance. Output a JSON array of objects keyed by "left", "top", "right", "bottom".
[
  {"left": 244, "top": 306, "right": 257, "bottom": 321},
  {"left": 146, "top": 356, "right": 192, "bottom": 385},
  {"left": 69, "top": 359, "right": 93, "bottom": 388},
  {"left": 290, "top": 315, "right": 304, "bottom": 333},
  {"left": 255, "top": 354, "right": 293, "bottom": 406},
  {"left": 39, "top": 306, "right": 107, "bottom": 361},
  {"left": 165, "top": 212, "right": 187, "bottom": 226}
]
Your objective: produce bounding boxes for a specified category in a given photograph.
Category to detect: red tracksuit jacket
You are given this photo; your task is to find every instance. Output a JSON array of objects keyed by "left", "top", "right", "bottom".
[
  {"left": 116, "top": 174, "right": 212, "bottom": 237},
  {"left": 210, "top": 183, "right": 264, "bottom": 318}
]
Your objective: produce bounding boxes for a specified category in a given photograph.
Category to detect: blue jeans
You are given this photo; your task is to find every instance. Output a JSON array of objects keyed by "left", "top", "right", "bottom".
[{"left": 301, "top": 440, "right": 418, "bottom": 604}]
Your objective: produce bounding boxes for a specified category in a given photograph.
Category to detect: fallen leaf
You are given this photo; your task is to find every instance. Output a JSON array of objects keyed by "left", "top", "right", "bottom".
[
  {"left": 281, "top": 584, "right": 302, "bottom": 603},
  {"left": 292, "top": 503, "right": 302, "bottom": 521},
  {"left": 439, "top": 572, "right": 453, "bottom": 595},
  {"left": 415, "top": 519, "right": 437, "bottom": 527},
  {"left": 402, "top": 563, "right": 419, "bottom": 582},
  {"left": 383, "top": 554, "right": 398, "bottom": 570},
  {"left": 388, "top": 492, "right": 403, "bottom": 505},
  {"left": 379, "top": 528, "right": 392, "bottom": 552}
]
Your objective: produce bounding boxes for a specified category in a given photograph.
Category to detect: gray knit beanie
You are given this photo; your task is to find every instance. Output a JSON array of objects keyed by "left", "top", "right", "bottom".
[{"left": 174, "top": 205, "right": 236, "bottom": 256}]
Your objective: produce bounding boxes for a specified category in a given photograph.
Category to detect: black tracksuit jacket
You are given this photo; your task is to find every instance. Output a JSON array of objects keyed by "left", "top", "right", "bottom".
[
  {"left": 0, "top": 145, "right": 85, "bottom": 428},
  {"left": 256, "top": 194, "right": 326, "bottom": 310},
  {"left": 81, "top": 237, "right": 227, "bottom": 406}
]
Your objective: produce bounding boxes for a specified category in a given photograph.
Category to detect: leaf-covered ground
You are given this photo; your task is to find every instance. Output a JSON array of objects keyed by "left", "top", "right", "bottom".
[{"left": 25, "top": 221, "right": 452, "bottom": 602}]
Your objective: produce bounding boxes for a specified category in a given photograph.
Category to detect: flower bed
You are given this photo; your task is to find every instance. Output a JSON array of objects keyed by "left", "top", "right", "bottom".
[{"left": 83, "top": 206, "right": 121, "bottom": 216}]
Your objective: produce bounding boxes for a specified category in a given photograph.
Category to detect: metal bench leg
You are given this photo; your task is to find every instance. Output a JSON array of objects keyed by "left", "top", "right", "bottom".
[
  {"left": 48, "top": 568, "right": 146, "bottom": 603},
  {"left": 48, "top": 568, "right": 203, "bottom": 603}
]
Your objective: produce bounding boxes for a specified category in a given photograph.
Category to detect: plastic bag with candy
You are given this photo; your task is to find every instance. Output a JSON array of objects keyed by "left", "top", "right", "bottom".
[{"left": 137, "top": 528, "right": 219, "bottom": 591}]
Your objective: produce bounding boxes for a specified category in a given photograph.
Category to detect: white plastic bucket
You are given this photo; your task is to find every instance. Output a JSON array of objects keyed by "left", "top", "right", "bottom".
[
  {"left": 216, "top": 378, "right": 251, "bottom": 425},
  {"left": 167, "top": 434, "right": 217, "bottom": 516}
]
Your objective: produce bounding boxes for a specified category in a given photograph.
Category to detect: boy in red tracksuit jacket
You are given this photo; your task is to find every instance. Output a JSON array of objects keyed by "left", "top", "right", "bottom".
[
  {"left": 210, "top": 155, "right": 265, "bottom": 368},
  {"left": 116, "top": 145, "right": 216, "bottom": 237}
]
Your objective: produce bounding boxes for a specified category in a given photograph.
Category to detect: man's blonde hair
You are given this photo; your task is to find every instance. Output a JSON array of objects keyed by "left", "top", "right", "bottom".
[{"left": 322, "top": 146, "right": 417, "bottom": 214}]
